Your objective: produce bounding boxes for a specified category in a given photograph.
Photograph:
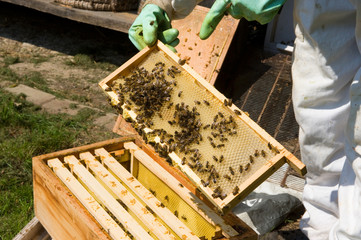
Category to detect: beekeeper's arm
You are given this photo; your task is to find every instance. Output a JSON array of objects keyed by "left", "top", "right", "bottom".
[
  {"left": 199, "top": 0, "right": 286, "bottom": 40},
  {"left": 129, "top": 0, "right": 202, "bottom": 51}
]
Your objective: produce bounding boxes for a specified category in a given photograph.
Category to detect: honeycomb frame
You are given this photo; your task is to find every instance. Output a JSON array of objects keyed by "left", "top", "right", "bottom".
[{"left": 99, "top": 41, "right": 306, "bottom": 213}]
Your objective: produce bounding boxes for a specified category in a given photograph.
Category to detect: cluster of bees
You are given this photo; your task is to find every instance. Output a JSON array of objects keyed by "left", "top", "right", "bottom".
[
  {"left": 109, "top": 62, "right": 180, "bottom": 128},
  {"left": 108, "top": 61, "right": 277, "bottom": 202}
]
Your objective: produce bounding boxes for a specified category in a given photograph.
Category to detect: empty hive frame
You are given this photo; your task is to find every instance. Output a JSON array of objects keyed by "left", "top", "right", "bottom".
[
  {"left": 33, "top": 137, "right": 256, "bottom": 240},
  {"left": 99, "top": 42, "right": 306, "bottom": 214}
]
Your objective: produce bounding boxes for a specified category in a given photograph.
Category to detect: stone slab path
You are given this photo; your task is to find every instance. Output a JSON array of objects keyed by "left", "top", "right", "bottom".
[{"left": 4, "top": 83, "right": 117, "bottom": 131}]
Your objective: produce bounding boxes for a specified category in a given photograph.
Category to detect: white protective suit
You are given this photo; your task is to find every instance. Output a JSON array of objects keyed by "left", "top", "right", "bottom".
[
  {"left": 141, "top": 0, "right": 361, "bottom": 239},
  {"left": 293, "top": 0, "right": 361, "bottom": 239}
]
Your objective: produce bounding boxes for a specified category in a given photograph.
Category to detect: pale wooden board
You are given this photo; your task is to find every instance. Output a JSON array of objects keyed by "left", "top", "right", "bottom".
[
  {"left": 172, "top": 6, "right": 239, "bottom": 85},
  {"left": 122, "top": 142, "right": 239, "bottom": 238},
  {"left": 94, "top": 147, "right": 201, "bottom": 240},
  {"left": 63, "top": 155, "right": 153, "bottom": 240},
  {"left": 13, "top": 217, "right": 50, "bottom": 240},
  {"left": 0, "top": 0, "right": 137, "bottom": 33},
  {"left": 79, "top": 151, "right": 177, "bottom": 240},
  {"left": 48, "top": 158, "right": 130, "bottom": 240}
]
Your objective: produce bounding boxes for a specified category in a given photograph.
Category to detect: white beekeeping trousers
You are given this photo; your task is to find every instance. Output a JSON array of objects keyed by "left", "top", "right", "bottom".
[{"left": 293, "top": 0, "right": 361, "bottom": 239}]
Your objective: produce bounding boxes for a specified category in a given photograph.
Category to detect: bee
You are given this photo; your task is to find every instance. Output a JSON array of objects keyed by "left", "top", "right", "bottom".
[
  {"left": 203, "top": 100, "right": 210, "bottom": 106},
  {"left": 227, "top": 98, "right": 233, "bottom": 106},
  {"left": 229, "top": 167, "right": 234, "bottom": 175},
  {"left": 218, "top": 112, "right": 224, "bottom": 118},
  {"left": 220, "top": 193, "right": 227, "bottom": 200},
  {"left": 164, "top": 195, "right": 169, "bottom": 201},
  {"left": 211, "top": 142, "right": 216, "bottom": 148},
  {"left": 212, "top": 156, "right": 218, "bottom": 162},
  {"left": 174, "top": 210, "right": 178, "bottom": 217},
  {"left": 181, "top": 215, "right": 187, "bottom": 221},
  {"left": 105, "top": 86, "right": 112, "bottom": 91},
  {"left": 214, "top": 186, "right": 221, "bottom": 193},
  {"left": 249, "top": 155, "right": 254, "bottom": 163},
  {"left": 268, "top": 142, "right": 272, "bottom": 150},
  {"left": 233, "top": 186, "right": 239, "bottom": 195},
  {"left": 211, "top": 132, "right": 219, "bottom": 138},
  {"left": 219, "top": 155, "right": 224, "bottom": 163},
  {"left": 212, "top": 176, "right": 217, "bottom": 184},
  {"left": 178, "top": 91, "right": 183, "bottom": 97},
  {"left": 205, "top": 161, "right": 209, "bottom": 169},
  {"left": 167, "top": 102, "right": 174, "bottom": 109},
  {"left": 207, "top": 136, "right": 213, "bottom": 141},
  {"left": 213, "top": 115, "right": 219, "bottom": 122},
  {"left": 239, "top": 165, "right": 243, "bottom": 173},
  {"left": 234, "top": 109, "right": 242, "bottom": 115},
  {"left": 194, "top": 100, "right": 201, "bottom": 105},
  {"left": 224, "top": 99, "right": 228, "bottom": 106},
  {"left": 181, "top": 157, "right": 186, "bottom": 165},
  {"left": 212, "top": 192, "right": 221, "bottom": 198},
  {"left": 168, "top": 120, "right": 174, "bottom": 125},
  {"left": 223, "top": 174, "right": 231, "bottom": 180},
  {"left": 261, "top": 150, "right": 266, "bottom": 157},
  {"left": 217, "top": 144, "right": 225, "bottom": 148},
  {"left": 220, "top": 137, "right": 228, "bottom": 142},
  {"left": 187, "top": 163, "right": 195, "bottom": 169},
  {"left": 149, "top": 188, "right": 156, "bottom": 196},
  {"left": 245, "top": 163, "right": 250, "bottom": 171},
  {"left": 254, "top": 150, "right": 259, "bottom": 157},
  {"left": 158, "top": 113, "right": 163, "bottom": 118},
  {"left": 178, "top": 58, "right": 186, "bottom": 65},
  {"left": 178, "top": 183, "right": 184, "bottom": 188}
]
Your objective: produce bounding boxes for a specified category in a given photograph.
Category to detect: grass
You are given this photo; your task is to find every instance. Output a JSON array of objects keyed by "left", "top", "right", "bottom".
[
  {"left": 3, "top": 56, "right": 20, "bottom": 66},
  {"left": 0, "top": 89, "right": 116, "bottom": 240},
  {"left": 29, "top": 55, "right": 50, "bottom": 65},
  {"left": 0, "top": 67, "right": 66, "bottom": 99},
  {"left": 65, "top": 53, "right": 117, "bottom": 71}
]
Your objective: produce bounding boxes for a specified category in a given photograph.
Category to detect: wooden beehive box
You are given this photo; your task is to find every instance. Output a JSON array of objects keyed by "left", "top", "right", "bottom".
[
  {"left": 98, "top": 41, "right": 306, "bottom": 214},
  {"left": 33, "top": 136, "right": 257, "bottom": 240}
]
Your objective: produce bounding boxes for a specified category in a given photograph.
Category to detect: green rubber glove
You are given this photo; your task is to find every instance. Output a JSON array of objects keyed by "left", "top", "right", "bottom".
[
  {"left": 200, "top": 0, "right": 286, "bottom": 40},
  {"left": 129, "top": 4, "right": 180, "bottom": 52}
]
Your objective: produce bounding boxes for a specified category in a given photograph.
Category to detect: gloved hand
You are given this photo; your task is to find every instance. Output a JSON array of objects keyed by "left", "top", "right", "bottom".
[
  {"left": 129, "top": 4, "right": 180, "bottom": 52},
  {"left": 200, "top": 0, "right": 286, "bottom": 40}
]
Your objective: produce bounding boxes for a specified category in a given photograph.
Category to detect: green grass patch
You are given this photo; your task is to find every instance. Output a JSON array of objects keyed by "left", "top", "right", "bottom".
[
  {"left": 4, "top": 56, "right": 20, "bottom": 66},
  {"left": 0, "top": 67, "right": 65, "bottom": 99},
  {"left": 0, "top": 89, "right": 115, "bottom": 240},
  {"left": 0, "top": 67, "right": 19, "bottom": 82},
  {"left": 29, "top": 55, "right": 50, "bottom": 65},
  {"left": 65, "top": 53, "right": 117, "bottom": 71}
]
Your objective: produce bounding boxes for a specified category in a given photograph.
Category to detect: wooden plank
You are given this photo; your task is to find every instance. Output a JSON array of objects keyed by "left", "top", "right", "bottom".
[
  {"left": 32, "top": 137, "right": 134, "bottom": 163},
  {"left": 80, "top": 151, "right": 178, "bottom": 240},
  {"left": 33, "top": 155, "right": 111, "bottom": 240},
  {"left": 122, "top": 142, "right": 239, "bottom": 238},
  {"left": 0, "top": 0, "right": 137, "bottom": 33},
  {"left": 13, "top": 217, "right": 50, "bottom": 240},
  {"left": 172, "top": 6, "right": 239, "bottom": 85},
  {"left": 64, "top": 155, "right": 153, "bottom": 240},
  {"left": 168, "top": 152, "right": 223, "bottom": 208},
  {"left": 48, "top": 158, "right": 130, "bottom": 240},
  {"left": 94, "top": 147, "right": 200, "bottom": 240},
  {"left": 221, "top": 154, "right": 286, "bottom": 211}
]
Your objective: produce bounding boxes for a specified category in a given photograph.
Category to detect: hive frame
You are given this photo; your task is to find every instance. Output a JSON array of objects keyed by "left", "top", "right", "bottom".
[
  {"left": 34, "top": 137, "right": 256, "bottom": 240},
  {"left": 99, "top": 41, "right": 306, "bottom": 213}
]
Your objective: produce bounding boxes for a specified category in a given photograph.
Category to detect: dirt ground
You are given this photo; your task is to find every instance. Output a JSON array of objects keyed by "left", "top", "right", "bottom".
[{"left": 0, "top": 2, "right": 307, "bottom": 239}]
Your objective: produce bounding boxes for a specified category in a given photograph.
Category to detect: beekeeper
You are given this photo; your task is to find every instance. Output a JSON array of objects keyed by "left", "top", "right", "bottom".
[{"left": 129, "top": 1, "right": 361, "bottom": 239}]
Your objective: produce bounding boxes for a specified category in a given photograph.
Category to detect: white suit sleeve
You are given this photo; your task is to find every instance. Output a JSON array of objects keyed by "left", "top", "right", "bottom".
[{"left": 142, "top": 0, "right": 203, "bottom": 20}]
